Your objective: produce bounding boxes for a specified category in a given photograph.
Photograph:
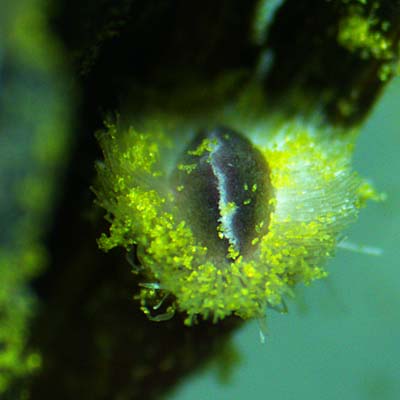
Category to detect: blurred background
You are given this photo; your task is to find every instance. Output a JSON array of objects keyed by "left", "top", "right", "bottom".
[{"left": 171, "top": 78, "right": 400, "bottom": 400}]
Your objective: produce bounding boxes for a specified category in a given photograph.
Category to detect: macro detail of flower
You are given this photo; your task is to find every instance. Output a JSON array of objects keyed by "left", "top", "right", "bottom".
[{"left": 94, "top": 120, "right": 376, "bottom": 325}]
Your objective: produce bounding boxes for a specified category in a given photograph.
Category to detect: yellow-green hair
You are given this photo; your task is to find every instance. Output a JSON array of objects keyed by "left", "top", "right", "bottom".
[{"left": 94, "top": 120, "right": 375, "bottom": 325}]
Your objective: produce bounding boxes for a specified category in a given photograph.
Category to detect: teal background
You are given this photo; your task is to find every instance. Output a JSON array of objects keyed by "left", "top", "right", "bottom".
[{"left": 171, "top": 78, "right": 400, "bottom": 400}]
